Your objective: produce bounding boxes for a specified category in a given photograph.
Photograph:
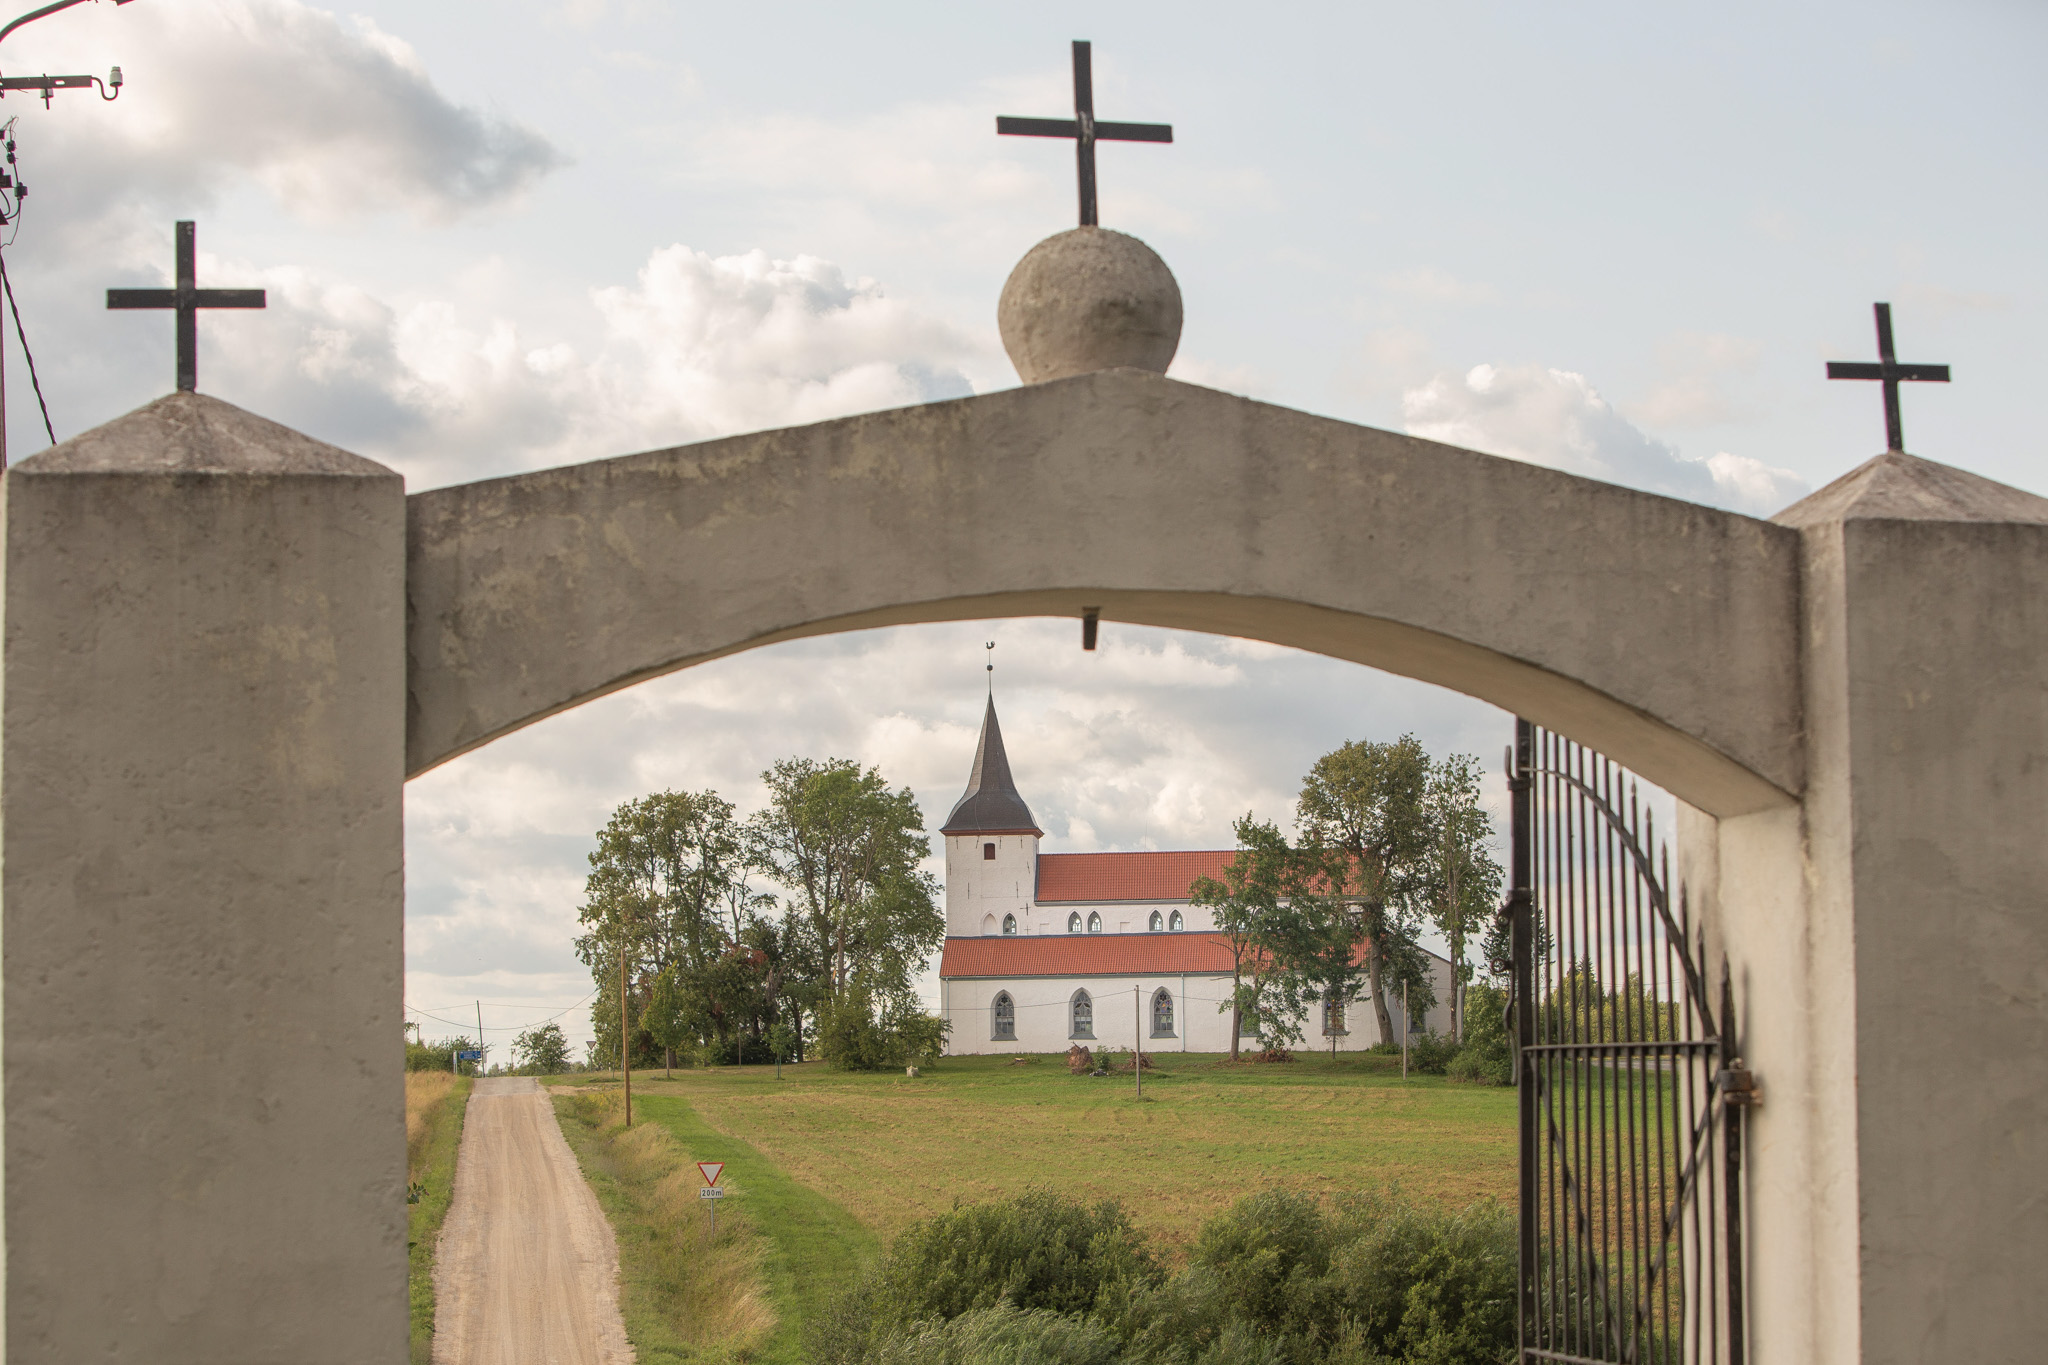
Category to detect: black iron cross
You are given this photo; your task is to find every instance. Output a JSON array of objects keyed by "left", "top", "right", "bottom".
[
  {"left": 1826, "top": 302, "right": 1949, "bottom": 453},
  {"left": 997, "top": 40, "right": 1171, "bottom": 227},
  {"left": 106, "top": 221, "right": 265, "bottom": 393}
]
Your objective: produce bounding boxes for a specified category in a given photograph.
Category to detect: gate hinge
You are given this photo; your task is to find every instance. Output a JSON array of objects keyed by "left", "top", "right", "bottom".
[{"left": 1718, "top": 1060, "right": 1761, "bottom": 1108}]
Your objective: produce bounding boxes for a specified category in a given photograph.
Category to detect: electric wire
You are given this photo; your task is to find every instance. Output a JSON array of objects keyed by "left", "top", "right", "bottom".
[
  {"left": 0, "top": 248, "right": 54, "bottom": 446},
  {"left": 405, "top": 988, "right": 598, "bottom": 1034}
]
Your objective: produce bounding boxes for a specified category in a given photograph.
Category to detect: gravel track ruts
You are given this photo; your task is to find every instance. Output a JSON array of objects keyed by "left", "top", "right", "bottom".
[{"left": 432, "top": 1077, "right": 633, "bottom": 1365}]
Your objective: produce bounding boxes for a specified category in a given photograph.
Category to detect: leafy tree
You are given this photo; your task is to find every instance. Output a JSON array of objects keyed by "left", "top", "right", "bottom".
[
  {"left": 512, "top": 1022, "right": 573, "bottom": 1076},
  {"left": 1296, "top": 736, "right": 1435, "bottom": 1045},
  {"left": 575, "top": 789, "right": 757, "bottom": 1071},
  {"left": 1421, "top": 753, "right": 1504, "bottom": 1040},
  {"left": 751, "top": 757, "right": 943, "bottom": 1020},
  {"left": 1192, "top": 816, "right": 1356, "bottom": 1056}
]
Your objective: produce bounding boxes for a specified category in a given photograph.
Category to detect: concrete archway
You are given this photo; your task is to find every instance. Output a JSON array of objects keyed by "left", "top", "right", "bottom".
[
  {"left": 407, "top": 368, "right": 1801, "bottom": 816},
  {"left": 11, "top": 380, "right": 2047, "bottom": 1364}
]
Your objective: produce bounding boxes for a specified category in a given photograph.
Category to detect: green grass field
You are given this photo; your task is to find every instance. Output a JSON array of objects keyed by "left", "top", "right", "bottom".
[{"left": 587, "top": 1050, "right": 1515, "bottom": 1257}]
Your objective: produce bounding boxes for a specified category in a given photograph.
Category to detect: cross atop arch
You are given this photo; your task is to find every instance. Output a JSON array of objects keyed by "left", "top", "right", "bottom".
[
  {"left": 1826, "top": 301, "right": 1950, "bottom": 453},
  {"left": 997, "top": 40, "right": 1173, "bottom": 228}
]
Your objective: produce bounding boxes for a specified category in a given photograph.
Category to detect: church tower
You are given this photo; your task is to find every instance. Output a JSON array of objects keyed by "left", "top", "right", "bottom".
[{"left": 941, "top": 696, "right": 1042, "bottom": 937}]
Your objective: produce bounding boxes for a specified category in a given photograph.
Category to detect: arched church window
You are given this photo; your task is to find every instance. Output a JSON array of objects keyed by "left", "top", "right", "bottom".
[
  {"left": 1148, "top": 911, "right": 1164, "bottom": 932},
  {"left": 1002, "top": 913, "right": 1017, "bottom": 935},
  {"left": 1070, "top": 990, "right": 1094, "bottom": 1039},
  {"left": 982, "top": 913, "right": 998, "bottom": 936},
  {"left": 1151, "top": 988, "right": 1175, "bottom": 1037},
  {"left": 1323, "top": 995, "right": 1347, "bottom": 1036},
  {"left": 1068, "top": 912, "right": 1082, "bottom": 934},
  {"left": 983, "top": 842, "right": 996, "bottom": 860},
  {"left": 992, "top": 991, "right": 1016, "bottom": 1040},
  {"left": 1168, "top": 910, "right": 1184, "bottom": 931},
  {"left": 1086, "top": 912, "right": 1102, "bottom": 933}
]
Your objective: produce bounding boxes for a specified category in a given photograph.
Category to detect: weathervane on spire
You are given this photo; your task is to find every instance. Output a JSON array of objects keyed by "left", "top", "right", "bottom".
[{"left": 985, "top": 639, "right": 995, "bottom": 693}]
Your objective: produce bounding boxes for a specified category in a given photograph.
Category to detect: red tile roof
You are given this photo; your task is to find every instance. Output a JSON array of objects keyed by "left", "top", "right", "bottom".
[
  {"left": 1034, "top": 850, "right": 1237, "bottom": 903},
  {"left": 939, "top": 933, "right": 1237, "bottom": 978}
]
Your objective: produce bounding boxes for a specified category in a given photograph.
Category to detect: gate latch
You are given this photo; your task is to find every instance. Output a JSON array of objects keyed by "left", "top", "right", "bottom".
[{"left": 1718, "top": 1060, "right": 1761, "bottom": 1108}]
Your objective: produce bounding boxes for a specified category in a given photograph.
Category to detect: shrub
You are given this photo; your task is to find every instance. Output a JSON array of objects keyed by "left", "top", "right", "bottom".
[
  {"left": 810, "top": 1190, "right": 1162, "bottom": 1364},
  {"left": 1446, "top": 984, "right": 1513, "bottom": 1087},
  {"left": 818, "top": 987, "right": 951, "bottom": 1071},
  {"left": 1324, "top": 1190, "right": 1516, "bottom": 1365},
  {"left": 698, "top": 1034, "right": 778, "bottom": 1066},
  {"left": 1405, "top": 1031, "right": 1460, "bottom": 1076},
  {"left": 868, "top": 1303, "right": 1122, "bottom": 1365}
]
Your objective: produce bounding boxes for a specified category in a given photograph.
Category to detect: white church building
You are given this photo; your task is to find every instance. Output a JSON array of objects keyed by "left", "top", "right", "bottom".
[{"left": 935, "top": 697, "right": 1455, "bottom": 1055}]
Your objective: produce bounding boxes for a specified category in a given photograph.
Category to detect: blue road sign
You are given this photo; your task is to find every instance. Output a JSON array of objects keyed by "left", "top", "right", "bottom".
[{"left": 456, "top": 1050, "right": 483, "bottom": 1061}]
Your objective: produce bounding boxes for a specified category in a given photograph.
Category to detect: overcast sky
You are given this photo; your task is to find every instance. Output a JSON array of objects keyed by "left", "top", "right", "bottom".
[{"left": 6, "top": 1, "right": 2038, "bottom": 1054}]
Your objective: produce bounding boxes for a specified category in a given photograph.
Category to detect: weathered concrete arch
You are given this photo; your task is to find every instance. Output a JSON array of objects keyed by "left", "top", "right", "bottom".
[{"left": 407, "top": 368, "right": 1801, "bottom": 816}]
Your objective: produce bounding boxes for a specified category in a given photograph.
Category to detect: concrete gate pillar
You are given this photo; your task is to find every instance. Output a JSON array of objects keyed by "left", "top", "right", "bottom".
[
  {"left": 1684, "top": 451, "right": 2048, "bottom": 1365},
  {"left": 0, "top": 393, "right": 407, "bottom": 1363}
]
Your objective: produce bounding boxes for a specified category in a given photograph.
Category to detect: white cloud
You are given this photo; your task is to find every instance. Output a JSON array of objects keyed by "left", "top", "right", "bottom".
[
  {"left": 199, "top": 241, "right": 984, "bottom": 486},
  {"left": 15, "top": 0, "right": 562, "bottom": 227},
  {"left": 1402, "top": 363, "right": 1808, "bottom": 516}
]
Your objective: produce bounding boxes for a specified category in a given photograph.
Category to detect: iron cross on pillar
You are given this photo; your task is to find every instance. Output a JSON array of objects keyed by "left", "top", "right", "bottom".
[
  {"left": 106, "top": 220, "right": 265, "bottom": 393},
  {"left": 1826, "top": 302, "right": 1950, "bottom": 453},
  {"left": 997, "top": 40, "right": 1172, "bottom": 227}
]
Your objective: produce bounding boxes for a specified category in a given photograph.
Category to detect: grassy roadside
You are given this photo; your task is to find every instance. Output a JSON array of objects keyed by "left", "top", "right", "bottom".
[
  {"left": 406, "top": 1072, "right": 472, "bottom": 1365},
  {"left": 616, "top": 1052, "right": 1515, "bottom": 1256},
  {"left": 553, "top": 1085, "right": 876, "bottom": 1364}
]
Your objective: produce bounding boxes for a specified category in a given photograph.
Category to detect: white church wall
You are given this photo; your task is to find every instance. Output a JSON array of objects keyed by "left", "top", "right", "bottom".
[
  {"left": 943, "top": 973, "right": 1243, "bottom": 1055},
  {"left": 1037, "top": 900, "right": 1217, "bottom": 935},
  {"left": 939, "top": 965, "right": 1458, "bottom": 1056}
]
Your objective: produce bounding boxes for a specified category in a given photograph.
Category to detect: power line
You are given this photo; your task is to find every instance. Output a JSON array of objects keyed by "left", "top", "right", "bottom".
[{"left": 0, "top": 248, "right": 53, "bottom": 446}]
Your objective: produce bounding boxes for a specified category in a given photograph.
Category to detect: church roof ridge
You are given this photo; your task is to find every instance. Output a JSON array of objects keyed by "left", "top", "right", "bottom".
[{"left": 941, "top": 695, "right": 1043, "bottom": 836}]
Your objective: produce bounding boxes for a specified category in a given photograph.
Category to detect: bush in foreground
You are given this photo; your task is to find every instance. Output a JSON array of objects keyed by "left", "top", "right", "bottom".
[
  {"left": 810, "top": 1190, "right": 1162, "bottom": 1363},
  {"left": 815, "top": 1188, "right": 1516, "bottom": 1365}
]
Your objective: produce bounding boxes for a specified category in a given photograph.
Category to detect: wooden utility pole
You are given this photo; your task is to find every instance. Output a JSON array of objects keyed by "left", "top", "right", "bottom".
[
  {"left": 1133, "top": 985, "right": 1142, "bottom": 1100},
  {"left": 619, "top": 946, "right": 632, "bottom": 1127},
  {"left": 1402, "top": 980, "right": 1409, "bottom": 1079}
]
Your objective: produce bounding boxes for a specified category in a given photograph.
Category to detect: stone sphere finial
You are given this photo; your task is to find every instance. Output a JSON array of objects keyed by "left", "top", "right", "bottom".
[{"left": 997, "top": 227, "right": 1182, "bottom": 384}]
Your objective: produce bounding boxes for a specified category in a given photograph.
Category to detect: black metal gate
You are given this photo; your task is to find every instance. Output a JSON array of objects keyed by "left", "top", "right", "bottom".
[{"left": 1506, "top": 720, "right": 1750, "bottom": 1365}]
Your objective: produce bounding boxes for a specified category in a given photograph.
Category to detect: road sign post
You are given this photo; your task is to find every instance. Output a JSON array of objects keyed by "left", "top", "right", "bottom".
[{"left": 698, "top": 1161, "right": 725, "bottom": 1238}]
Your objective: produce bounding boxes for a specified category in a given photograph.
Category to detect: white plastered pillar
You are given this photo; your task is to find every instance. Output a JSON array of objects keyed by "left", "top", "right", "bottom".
[
  {"left": 1682, "top": 456, "right": 2048, "bottom": 1365},
  {"left": 1, "top": 393, "right": 407, "bottom": 1363}
]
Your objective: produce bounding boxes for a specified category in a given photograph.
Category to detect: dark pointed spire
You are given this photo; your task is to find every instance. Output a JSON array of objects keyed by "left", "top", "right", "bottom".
[{"left": 941, "top": 695, "right": 1043, "bottom": 835}]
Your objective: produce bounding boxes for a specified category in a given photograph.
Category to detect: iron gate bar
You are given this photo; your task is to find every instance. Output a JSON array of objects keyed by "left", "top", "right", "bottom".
[
  {"left": 1514, "top": 719, "right": 1745, "bottom": 1365},
  {"left": 1526, "top": 762, "right": 1713, "bottom": 1033},
  {"left": 1521, "top": 1041, "right": 1719, "bottom": 1055}
]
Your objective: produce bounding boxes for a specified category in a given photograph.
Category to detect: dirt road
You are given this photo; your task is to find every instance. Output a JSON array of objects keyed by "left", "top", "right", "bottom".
[{"left": 433, "top": 1078, "right": 633, "bottom": 1365}]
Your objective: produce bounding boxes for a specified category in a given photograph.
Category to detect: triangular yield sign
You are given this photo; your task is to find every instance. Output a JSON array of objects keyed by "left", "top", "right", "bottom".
[{"left": 697, "top": 1161, "right": 725, "bottom": 1187}]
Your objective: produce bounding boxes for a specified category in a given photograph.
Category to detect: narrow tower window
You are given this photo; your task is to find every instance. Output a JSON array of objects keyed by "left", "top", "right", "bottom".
[
  {"left": 992, "top": 991, "right": 1016, "bottom": 1040},
  {"left": 1002, "top": 913, "right": 1017, "bottom": 935},
  {"left": 1168, "top": 910, "right": 1184, "bottom": 931},
  {"left": 983, "top": 842, "right": 996, "bottom": 860},
  {"left": 1148, "top": 911, "right": 1164, "bottom": 932},
  {"left": 1086, "top": 912, "right": 1102, "bottom": 933},
  {"left": 1068, "top": 912, "right": 1082, "bottom": 934}
]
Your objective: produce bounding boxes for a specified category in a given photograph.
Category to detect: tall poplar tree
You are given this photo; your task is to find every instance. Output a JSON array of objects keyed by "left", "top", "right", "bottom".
[{"left": 1421, "top": 753, "right": 1504, "bottom": 1040}]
